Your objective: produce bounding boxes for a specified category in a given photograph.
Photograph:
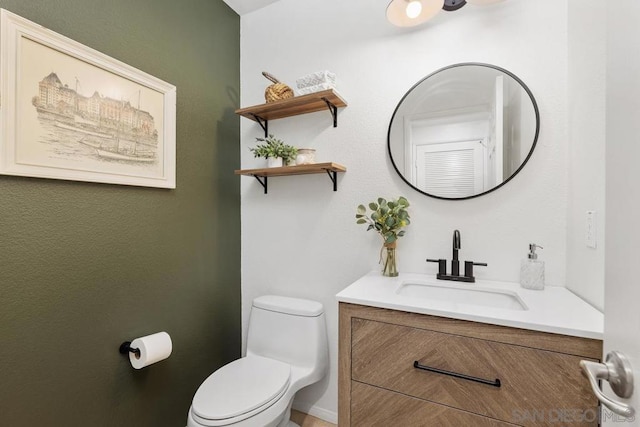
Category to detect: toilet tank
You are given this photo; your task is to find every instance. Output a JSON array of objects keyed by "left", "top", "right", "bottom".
[{"left": 247, "top": 296, "right": 328, "bottom": 376}]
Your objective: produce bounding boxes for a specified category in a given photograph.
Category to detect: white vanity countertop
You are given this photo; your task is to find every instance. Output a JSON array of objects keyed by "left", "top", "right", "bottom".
[{"left": 336, "top": 271, "right": 604, "bottom": 340}]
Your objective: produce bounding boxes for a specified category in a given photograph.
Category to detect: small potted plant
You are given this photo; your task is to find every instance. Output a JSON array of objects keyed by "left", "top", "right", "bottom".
[{"left": 250, "top": 134, "right": 298, "bottom": 167}]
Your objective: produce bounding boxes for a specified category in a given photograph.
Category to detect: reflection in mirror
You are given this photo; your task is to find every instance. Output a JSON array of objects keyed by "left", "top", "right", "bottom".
[{"left": 388, "top": 63, "right": 539, "bottom": 200}]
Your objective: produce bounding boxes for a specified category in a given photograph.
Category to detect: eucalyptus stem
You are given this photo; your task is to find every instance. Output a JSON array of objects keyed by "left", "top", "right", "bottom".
[{"left": 382, "top": 245, "right": 398, "bottom": 277}]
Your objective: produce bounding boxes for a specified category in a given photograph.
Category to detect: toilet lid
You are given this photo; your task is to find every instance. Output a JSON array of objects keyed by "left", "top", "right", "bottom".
[{"left": 192, "top": 355, "right": 291, "bottom": 421}]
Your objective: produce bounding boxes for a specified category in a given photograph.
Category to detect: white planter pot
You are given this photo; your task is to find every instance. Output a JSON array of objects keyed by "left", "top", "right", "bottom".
[{"left": 267, "top": 157, "right": 283, "bottom": 168}]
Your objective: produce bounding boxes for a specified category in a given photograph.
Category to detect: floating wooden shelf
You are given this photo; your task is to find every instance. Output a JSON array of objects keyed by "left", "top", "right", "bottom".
[
  {"left": 235, "top": 89, "right": 347, "bottom": 136},
  {"left": 235, "top": 162, "right": 346, "bottom": 194}
]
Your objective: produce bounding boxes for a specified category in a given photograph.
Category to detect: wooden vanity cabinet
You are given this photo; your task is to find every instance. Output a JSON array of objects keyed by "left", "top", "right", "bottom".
[{"left": 339, "top": 303, "right": 603, "bottom": 427}]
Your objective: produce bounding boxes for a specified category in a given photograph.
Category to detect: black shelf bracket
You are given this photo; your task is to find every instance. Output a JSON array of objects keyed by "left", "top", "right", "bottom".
[
  {"left": 321, "top": 97, "right": 338, "bottom": 128},
  {"left": 250, "top": 114, "right": 268, "bottom": 137},
  {"left": 250, "top": 170, "right": 341, "bottom": 194},
  {"left": 253, "top": 175, "right": 268, "bottom": 194},
  {"left": 326, "top": 169, "right": 338, "bottom": 191}
]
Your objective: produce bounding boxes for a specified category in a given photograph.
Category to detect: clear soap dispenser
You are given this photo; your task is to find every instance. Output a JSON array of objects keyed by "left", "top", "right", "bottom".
[{"left": 520, "top": 244, "right": 544, "bottom": 290}]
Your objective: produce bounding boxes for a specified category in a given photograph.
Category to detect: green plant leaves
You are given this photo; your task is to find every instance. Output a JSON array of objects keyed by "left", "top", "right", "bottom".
[
  {"left": 249, "top": 134, "right": 297, "bottom": 162},
  {"left": 355, "top": 196, "right": 411, "bottom": 242}
]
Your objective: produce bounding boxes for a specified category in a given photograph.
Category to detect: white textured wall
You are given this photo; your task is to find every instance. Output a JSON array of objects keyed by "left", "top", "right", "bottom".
[
  {"left": 566, "top": 0, "right": 606, "bottom": 311},
  {"left": 241, "top": 0, "right": 574, "bottom": 421}
]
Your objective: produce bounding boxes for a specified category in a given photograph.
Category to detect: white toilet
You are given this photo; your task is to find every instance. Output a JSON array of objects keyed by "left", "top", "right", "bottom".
[{"left": 187, "top": 295, "right": 329, "bottom": 427}]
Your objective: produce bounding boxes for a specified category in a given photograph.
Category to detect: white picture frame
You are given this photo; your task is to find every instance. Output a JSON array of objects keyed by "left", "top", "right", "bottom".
[{"left": 0, "top": 9, "right": 176, "bottom": 188}]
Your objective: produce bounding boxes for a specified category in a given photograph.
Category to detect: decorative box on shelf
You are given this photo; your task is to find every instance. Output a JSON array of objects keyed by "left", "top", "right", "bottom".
[{"left": 296, "top": 70, "right": 336, "bottom": 88}]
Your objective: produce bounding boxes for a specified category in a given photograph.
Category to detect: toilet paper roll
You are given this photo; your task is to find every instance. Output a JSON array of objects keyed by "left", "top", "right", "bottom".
[{"left": 129, "top": 331, "right": 172, "bottom": 369}]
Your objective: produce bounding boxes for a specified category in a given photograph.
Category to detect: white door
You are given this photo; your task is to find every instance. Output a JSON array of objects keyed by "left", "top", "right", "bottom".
[
  {"left": 415, "top": 140, "right": 484, "bottom": 198},
  {"left": 581, "top": 2, "right": 640, "bottom": 424},
  {"left": 493, "top": 75, "right": 504, "bottom": 183}
]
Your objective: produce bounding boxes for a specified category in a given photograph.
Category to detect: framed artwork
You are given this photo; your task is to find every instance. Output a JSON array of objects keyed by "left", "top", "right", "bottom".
[{"left": 0, "top": 9, "right": 176, "bottom": 188}]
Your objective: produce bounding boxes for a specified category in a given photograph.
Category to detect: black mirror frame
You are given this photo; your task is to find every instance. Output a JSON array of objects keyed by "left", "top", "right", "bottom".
[{"left": 387, "top": 62, "right": 540, "bottom": 200}]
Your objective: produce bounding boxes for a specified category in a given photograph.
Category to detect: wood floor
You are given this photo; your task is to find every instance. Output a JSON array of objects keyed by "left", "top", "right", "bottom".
[{"left": 291, "top": 410, "right": 336, "bottom": 427}]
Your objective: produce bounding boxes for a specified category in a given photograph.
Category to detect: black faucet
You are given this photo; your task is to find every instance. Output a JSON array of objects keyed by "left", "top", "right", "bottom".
[
  {"left": 427, "top": 229, "right": 487, "bottom": 283},
  {"left": 452, "top": 229, "right": 461, "bottom": 276}
]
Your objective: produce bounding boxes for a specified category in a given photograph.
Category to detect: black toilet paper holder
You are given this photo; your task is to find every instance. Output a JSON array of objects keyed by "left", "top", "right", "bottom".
[{"left": 119, "top": 341, "right": 141, "bottom": 358}]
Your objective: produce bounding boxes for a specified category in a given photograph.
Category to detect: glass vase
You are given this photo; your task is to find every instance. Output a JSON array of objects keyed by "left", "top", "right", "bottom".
[{"left": 382, "top": 242, "right": 398, "bottom": 277}]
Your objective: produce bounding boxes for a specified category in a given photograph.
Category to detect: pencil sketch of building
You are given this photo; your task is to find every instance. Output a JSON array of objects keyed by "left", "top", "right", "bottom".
[{"left": 32, "top": 72, "right": 158, "bottom": 163}]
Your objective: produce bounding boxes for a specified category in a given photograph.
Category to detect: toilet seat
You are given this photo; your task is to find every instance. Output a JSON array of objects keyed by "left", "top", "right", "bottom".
[{"left": 191, "top": 355, "right": 291, "bottom": 426}]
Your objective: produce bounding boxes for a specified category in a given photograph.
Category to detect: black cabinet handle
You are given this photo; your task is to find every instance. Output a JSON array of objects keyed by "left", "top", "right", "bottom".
[{"left": 413, "top": 361, "right": 501, "bottom": 388}]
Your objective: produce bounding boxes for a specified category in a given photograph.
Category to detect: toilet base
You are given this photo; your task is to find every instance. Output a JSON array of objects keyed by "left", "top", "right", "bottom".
[{"left": 275, "top": 401, "right": 298, "bottom": 427}]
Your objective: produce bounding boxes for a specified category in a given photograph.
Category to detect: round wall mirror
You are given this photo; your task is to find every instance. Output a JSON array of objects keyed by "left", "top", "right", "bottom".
[{"left": 388, "top": 63, "right": 539, "bottom": 200}]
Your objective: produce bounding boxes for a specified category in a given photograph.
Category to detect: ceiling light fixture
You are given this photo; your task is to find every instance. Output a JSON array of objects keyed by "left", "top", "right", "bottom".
[
  {"left": 386, "top": 0, "right": 444, "bottom": 27},
  {"left": 386, "top": 0, "right": 506, "bottom": 27},
  {"left": 405, "top": 1, "right": 423, "bottom": 19}
]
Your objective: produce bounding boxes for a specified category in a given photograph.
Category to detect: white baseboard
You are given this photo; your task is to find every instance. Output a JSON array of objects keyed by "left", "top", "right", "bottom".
[{"left": 292, "top": 401, "right": 338, "bottom": 424}]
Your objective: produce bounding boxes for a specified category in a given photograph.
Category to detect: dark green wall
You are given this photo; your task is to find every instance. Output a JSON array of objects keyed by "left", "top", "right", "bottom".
[{"left": 0, "top": 1, "right": 240, "bottom": 425}]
